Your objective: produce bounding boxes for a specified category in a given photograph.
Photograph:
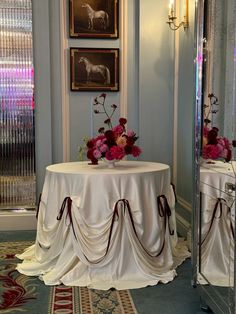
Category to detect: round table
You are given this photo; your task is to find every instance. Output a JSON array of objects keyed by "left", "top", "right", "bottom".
[
  {"left": 17, "top": 161, "right": 190, "bottom": 290},
  {"left": 199, "top": 160, "right": 236, "bottom": 286}
]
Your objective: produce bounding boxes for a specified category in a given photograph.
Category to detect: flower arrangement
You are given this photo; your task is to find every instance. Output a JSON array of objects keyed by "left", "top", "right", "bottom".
[
  {"left": 86, "top": 93, "right": 142, "bottom": 165},
  {"left": 202, "top": 126, "right": 232, "bottom": 162},
  {"left": 202, "top": 93, "right": 235, "bottom": 162}
]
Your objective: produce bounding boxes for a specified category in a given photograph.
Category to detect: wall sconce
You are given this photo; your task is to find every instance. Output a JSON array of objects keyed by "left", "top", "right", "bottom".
[{"left": 167, "top": 0, "right": 189, "bottom": 31}]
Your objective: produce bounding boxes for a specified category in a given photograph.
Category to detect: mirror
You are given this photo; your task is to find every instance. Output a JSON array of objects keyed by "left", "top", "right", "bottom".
[{"left": 194, "top": 0, "right": 236, "bottom": 312}]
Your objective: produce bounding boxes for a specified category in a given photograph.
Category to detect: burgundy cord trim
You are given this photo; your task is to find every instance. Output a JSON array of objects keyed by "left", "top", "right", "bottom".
[
  {"left": 57, "top": 197, "right": 76, "bottom": 238},
  {"left": 38, "top": 242, "right": 50, "bottom": 250},
  {"left": 36, "top": 193, "right": 42, "bottom": 219},
  {"left": 123, "top": 198, "right": 169, "bottom": 258},
  {"left": 83, "top": 199, "right": 120, "bottom": 264},
  {"left": 57, "top": 197, "right": 71, "bottom": 220},
  {"left": 83, "top": 198, "right": 170, "bottom": 264},
  {"left": 157, "top": 195, "right": 174, "bottom": 236},
  {"left": 201, "top": 198, "right": 234, "bottom": 244},
  {"left": 230, "top": 220, "right": 235, "bottom": 240},
  {"left": 56, "top": 197, "right": 172, "bottom": 264},
  {"left": 201, "top": 198, "right": 223, "bottom": 245}
]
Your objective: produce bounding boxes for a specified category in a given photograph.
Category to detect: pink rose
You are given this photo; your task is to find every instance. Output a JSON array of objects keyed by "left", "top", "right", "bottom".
[
  {"left": 202, "top": 144, "right": 220, "bottom": 159},
  {"left": 112, "top": 124, "right": 124, "bottom": 135},
  {"left": 93, "top": 149, "right": 102, "bottom": 159},
  {"left": 105, "top": 151, "right": 114, "bottom": 160},
  {"left": 216, "top": 143, "right": 224, "bottom": 154},
  {"left": 127, "top": 130, "right": 135, "bottom": 137},
  {"left": 132, "top": 146, "right": 142, "bottom": 157},
  {"left": 95, "top": 139, "right": 102, "bottom": 147},
  {"left": 219, "top": 148, "right": 228, "bottom": 159},
  {"left": 110, "top": 146, "right": 125, "bottom": 160},
  {"left": 100, "top": 144, "right": 108, "bottom": 153}
]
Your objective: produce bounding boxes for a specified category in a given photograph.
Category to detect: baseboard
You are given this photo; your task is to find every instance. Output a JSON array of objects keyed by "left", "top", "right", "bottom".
[
  {"left": 176, "top": 212, "right": 190, "bottom": 236},
  {"left": 177, "top": 196, "right": 192, "bottom": 213},
  {"left": 176, "top": 196, "right": 192, "bottom": 250},
  {"left": 0, "top": 211, "right": 37, "bottom": 231}
]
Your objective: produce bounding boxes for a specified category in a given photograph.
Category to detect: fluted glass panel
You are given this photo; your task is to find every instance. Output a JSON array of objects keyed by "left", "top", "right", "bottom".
[{"left": 0, "top": 0, "right": 35, "bottom": 209}]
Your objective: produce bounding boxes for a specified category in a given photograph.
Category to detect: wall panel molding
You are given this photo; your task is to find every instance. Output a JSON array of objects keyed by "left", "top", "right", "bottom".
[
  {"left": 60, "top": 0, "right": 70, "bottom": 162},
  {"left": 120, "top": 0, "right": 128, "bottom": 119},
  {"left": 172, "top": 0, "right": 180, "bottom": 185},
  {"left": 32, "top": 0, "right": 52, "bottom": 195}
]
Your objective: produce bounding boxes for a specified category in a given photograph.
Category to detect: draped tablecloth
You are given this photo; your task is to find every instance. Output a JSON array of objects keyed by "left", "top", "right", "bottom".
[
  {"left": 199, "top": 161, "right": 236, "bottom": 286},
  {"left": 17, "top": 161, "right": 190, "bottom": 290}
]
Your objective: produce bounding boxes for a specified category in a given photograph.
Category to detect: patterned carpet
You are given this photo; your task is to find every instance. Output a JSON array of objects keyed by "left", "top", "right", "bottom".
[{"left": 0, "top": 241, "right": 137, "bottom": 314}]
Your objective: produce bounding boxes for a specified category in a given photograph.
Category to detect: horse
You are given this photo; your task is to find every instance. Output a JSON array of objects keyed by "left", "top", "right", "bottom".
[
  {"left": 81, "top": 3, "right": 109, "bottom": 30},
  {"left": 79, "top": 57, "right": 111, "bottom": 85}
]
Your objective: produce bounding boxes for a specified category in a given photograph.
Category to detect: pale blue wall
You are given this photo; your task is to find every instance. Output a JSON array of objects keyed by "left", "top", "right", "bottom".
[
  {"left": 49, "top": 0, "right": 64, "bottom": 164},
  {"left": 176, "top": 0, "right": 196, "bottom": 221},
  {"left": 33, "top": 0, "right": 179, "bottom": 194},
  {"left": 139, "top": 0, "right": 174, "bottom": 166},
  {"left": 33, "top": 0, "right": 52, "bottom": 196},
  {"left": 127, "top": 0, "right": 139, "bottom": 133}
]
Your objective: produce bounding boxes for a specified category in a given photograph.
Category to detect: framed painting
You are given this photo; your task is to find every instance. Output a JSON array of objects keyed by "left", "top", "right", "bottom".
[
  {"left": 69, "top": 0, "right": 119, "bottom": 38},
  {"left": 70, "top": 48, "right": 119, "bottom": 91}
]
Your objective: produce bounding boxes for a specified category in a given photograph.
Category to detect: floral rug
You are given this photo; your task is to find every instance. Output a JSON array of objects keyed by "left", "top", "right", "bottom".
[{"left": 0, "top": 241, "right": 137, "bottom": 314}]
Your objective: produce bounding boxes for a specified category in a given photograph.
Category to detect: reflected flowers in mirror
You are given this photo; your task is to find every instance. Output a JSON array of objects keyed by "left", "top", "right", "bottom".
[{"left": 202, "top": 126, "right": 232, "bottom": 162}]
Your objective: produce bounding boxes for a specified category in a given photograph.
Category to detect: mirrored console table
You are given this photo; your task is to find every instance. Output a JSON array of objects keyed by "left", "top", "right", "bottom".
[{"left": 193, "top": 0, "right": 236, "bottom": 313}]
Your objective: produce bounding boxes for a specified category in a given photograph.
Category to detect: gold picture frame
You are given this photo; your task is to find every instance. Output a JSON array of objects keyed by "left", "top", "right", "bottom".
[
  {"left": 69, "top": 0, "right": 119, "bottom": 39},
  {"left": 70, "top": 48, "right": 119, "bottom": 91}
]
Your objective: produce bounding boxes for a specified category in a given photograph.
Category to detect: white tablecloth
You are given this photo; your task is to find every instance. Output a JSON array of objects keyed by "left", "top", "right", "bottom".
[
  {"left": 17, "top": 161, "right": 190, "bottom": 290},
  {"left": 199, "top": 161, "right": 236, "bottom": 286}
]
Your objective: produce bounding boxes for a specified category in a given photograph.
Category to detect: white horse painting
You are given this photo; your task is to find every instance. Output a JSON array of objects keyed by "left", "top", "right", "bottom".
[
  {"left": 79, "top": 57, "right": 111, "bottom": 85},
  {"left": 81, "top": 3, "right": 109, "bottom": 30}
]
